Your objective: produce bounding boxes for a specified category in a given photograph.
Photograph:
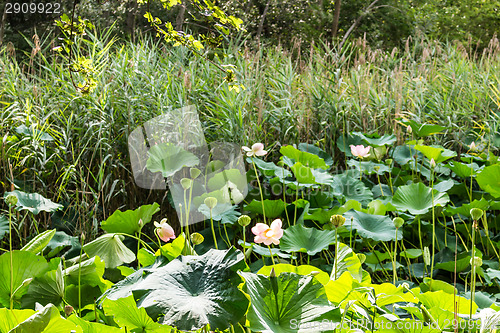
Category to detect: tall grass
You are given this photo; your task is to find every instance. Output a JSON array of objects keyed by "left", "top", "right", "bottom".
[{"left": 0, "top": 31, "right": 499, "bottom": 239}]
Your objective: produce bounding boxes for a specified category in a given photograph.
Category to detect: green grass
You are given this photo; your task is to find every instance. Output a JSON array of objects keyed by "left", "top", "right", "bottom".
[{"left": 1, "top": 31, "right": 499, "bottom": 237}]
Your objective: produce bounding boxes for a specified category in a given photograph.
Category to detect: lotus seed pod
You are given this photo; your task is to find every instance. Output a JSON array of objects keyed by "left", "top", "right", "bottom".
[
  {"left": 423, "top": 247, "right": 431, "bottom": 266},
  {"left": 357, "top": 253, "right": 366, "bottom": 264},
  {"left": 470, "top": 208, "right": 483, "bottom": 221},
  {"left": 180, "top": 178, "right": 192, "bottom": 190},
  {"left": 204, "top": 197, "right": 218, "bottom": 210},
  {"left": 393, "top": 217, "right": 404, "bottom": 229},
  {"left": 5, "top": 194, "right": 18, "bottom": 207},
  {"left": 330, "top": 214, "right": 346, "bottom": 228},
  {"left": 190, "top": 232, "right": 204, "bottom": 245},
  {"left": 238, "top": 215, "right": 251, "bottom": 227},
  {"left": 470, "top": 256, "right": 482, "bottom": 268},
  {"left": 385, "top": 159, "right": 393, "bottom": 166},
  {"left": 64, "top": 305, "right": 74, "bottom": 317},
  {"left": 190, "top": 167, "right": 201, "bottom": 179}
]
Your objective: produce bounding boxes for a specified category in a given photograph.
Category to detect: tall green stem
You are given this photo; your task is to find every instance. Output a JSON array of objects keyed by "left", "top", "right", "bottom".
[
  {"left": 334, "top": 229, "right": 338, "bottom": 279},
  {"left": 210, "top": 208, "right": 218, "bottom": 250},
  {"left": 393, "top": 228, "right": 398, "bottom": 285},
  {"left": 252, "top": 158, "right": 266, "bottom": 222},
  {"left": 267, "top": 245, "right": 276, "bottom": 266},
  {"left": 8, "top": 206, "right": 13, "bottom": 310}
]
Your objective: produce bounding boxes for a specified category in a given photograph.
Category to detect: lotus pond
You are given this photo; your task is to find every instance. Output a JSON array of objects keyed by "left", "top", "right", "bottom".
[{"left": 1, "top": 121, "right": 500, "bottom": 332}]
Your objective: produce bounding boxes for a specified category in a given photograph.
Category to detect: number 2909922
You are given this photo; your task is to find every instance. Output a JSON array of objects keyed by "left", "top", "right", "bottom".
[{"left": 5, "top": 2, "right": 61, "bottom": 15}]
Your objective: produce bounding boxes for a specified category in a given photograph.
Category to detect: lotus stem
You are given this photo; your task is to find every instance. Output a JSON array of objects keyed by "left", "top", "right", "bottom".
[
  {"left": 252, "top": 158, "right": 266, "bottom": 222},
  {"left": 210, "top": 208, "right": 218, "bottom": 250}
]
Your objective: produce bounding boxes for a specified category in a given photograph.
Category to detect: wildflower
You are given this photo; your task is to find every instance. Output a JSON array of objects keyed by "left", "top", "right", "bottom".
[
  {"left": 350, "top": 145, "right": 370, "bottom": 158},
  {"left": 406, "top": 125, "right": 412, "bottom": 134},
  {"left": 429, "top": 158, "right": 436, "bottom": 169},
  {"left": 251, "top": 219, "right": 284, "bottom": 246},
  {"left": 154, "top": 218, "right": 176, "bottom": 242},
  {"left": 242, "top": 143, "right": 267, "bottom": 157}
]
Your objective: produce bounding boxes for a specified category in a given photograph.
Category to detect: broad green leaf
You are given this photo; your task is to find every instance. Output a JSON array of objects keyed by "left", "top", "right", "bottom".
[
  {"left": 0, "top": 308, "right": 35, "bottom": 332},
  {"left": 291, "top": 162, "right": 316, "bottom": 184},
  {"left": 280, "top": 224, "right": 335, "bottom": 256},
  {"left": 155, "top": 234, "right": 185, "bottom": 260},
  {"left": 391, "top": 182, "right": 450, "bottom": 215},
  {"left": 207, "top": 168, "right": 247, "bottom": 193},
  {"left": 417, "top": 290, "right": 477, "bottom": 315},
  {"left": 146, "top": 143, "right": 200, "bottom": 178},
  {"left": 446, "top": 161, "right": 481, "bottom": 178},
  {"left": 198, "top": 203, "right": 241, "bottom": 224},
  {"left": 330, "top": 243, "right": 363, "bottom": 282},
  {"left": 353, "top": 132, "right": 397, "bottom": 147},
  {"left": 249, "top": 157, "right": 292, "bottom": 178},
  {"left": 347, "top": 160, "right": 391, "bottom": 175},
  {"left": 476, "top": 165, "right": 500, "bottom": 198},
  {"left": 63, "top": 256, "right": 106, "bottom": 289},
  {"left": 238, "top": 240, "right": 294, "bottom": 259},
  {"left": 280, "top": 145, "right": 328, "bottom": 169},
  {"left": 403, "top": 120, "right": 446, "bottom": 137},
  {"left": 21, "top": 229, "right": 56, "bottom": 254},
  {"left": 83, "top": 234, "right": 135, "bottom": 269},
  {"left": 331, "top": 173, "right": 373, "bottom": 205},
  {"left": 22, "top": 261, "right": 64, "bottom": 308},
  {"left": 421, "top": 278, "right": 457, "bottom": 294},
  {"left": 239, "top": 271, "right": 340, "bottom": 333},
  {"left": 400, "top": 248, "right": 422, "bottom": 259},
  {"left": 244, "top": 199, "right": 285, "bottom": 219},
  {"left": 298, "top": 143, "right": 333, "bottom": 166},
  {"left": 414, "top": 144, "right": 456, "bottom": 164},
  {"left": 0, "top": 215, "right": 9, "bottom": 241},
  {"left": 102, "top": 248, "right": 248, "bottom": 332},
  {"left": 101, "top": 203, "right": 160, "bottom": 235},
  {"left": 392, "top": 145, "right": 415, "bottom": 166},
  {"left": 0, "top": 251, "right": 50, "bottom": 307},
  {"left": 137, "top": 248, "right": 156, "bottom": 267},
  {"left": 305, "top": 207, "right": 339, "bottom": 224},
  {"left": 4, "top": 190, "right": 63, "bottom": 215},
  {"left": 103, "top": 295, "right": 168, "bottom": 332},
  {"left": 68, "top": 315, "right": 124, "bottom": 332},
  {"left": 344, "top": 210, "right": 402, "bottom": 242},
  {"left": 9, "top": 303, "right": 81, "bottom": 333},
  {"left": 444, "top": 198, "right": 490, "bottom": 217},
  {"left": 258, "top": 264, "right": 330, "bottom": 285},
  {"left": 43, "top": 231, "right": 81, "bottom": 259}
]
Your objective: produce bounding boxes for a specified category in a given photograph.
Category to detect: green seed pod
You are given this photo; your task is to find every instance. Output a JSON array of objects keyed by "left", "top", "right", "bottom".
[
  {"left": 470, "top": 256, "right": 482, "bottom": 268},
  {"left": 385, "top": 159, "right": 393, "bottom": 166},
  {"left": 423, "top": 247, "right": 431, "bottom": 266},
  {"left": 190, "top": 167, "right": 202, "bottom": 179},
  {"left": 5, "top": 194, "right": 18, "bottom": 207},
  {"left": 330, "top": 214, "right": 346, "bottom": 228},
  {"left": 393, "top": 217, "right": 404, "bottom": 229},
  {"left": 190, "top": 232, "right": 204, "bottom": 245},
  {"left": 180, "top": 178, "right": 193, "bottom": 190},
  {"left": 204, "top": 197, "right": 218, "bottom": 210},
  {"left": 238, "top": 215, "right": 251, "bottom": 227},
  {"left": 470, "top": 208, "right": 483, "bottom": 221},
  {"left": 401, "top": 282, "right": 410, "bottom": 291}
]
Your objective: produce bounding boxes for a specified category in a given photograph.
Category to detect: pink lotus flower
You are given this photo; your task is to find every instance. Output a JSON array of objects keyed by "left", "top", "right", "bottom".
[
  {"left": 251, "top": 219, "right": 284, "bottom": 245},
  {"left": 154, "top": 219, "right": 176, "bottom": 242},
  {"left": 242, "top": 143, "right": 267, "bottom": 157},
  {"left": 350, "top": 145, "right": 370, "bottom": 158}
]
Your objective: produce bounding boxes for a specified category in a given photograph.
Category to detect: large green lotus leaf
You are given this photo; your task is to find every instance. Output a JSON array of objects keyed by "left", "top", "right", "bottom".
[
  {"left": 298, "top": 143, "right": 333, "bottom": 166},
  {"left": 0, "top": 215, "right": 8, "bottom": 241},
  {"left": 21, "top": 229, "right": 56, "bottom": 254},
  {"left": 257, "top": 264, "right": 330, "bottom": 285},
  {"left": 239, "top": 271, "right": 340, "bottom": 333},
  {"left": 291, "top": 162, "right": 316, "bottom": 184},
  {"left": 305, "top": 208, "right": 340, "bottom": 224},
  {"left": 102, "top": 248, "right": 249, "bottom": 332},
  {"left": 446, "top": 161, "right": 481, "bottom": 178},
  {"left": 414, "top": 144, "right": 457, "bottom": 164},
  {"left": 337, "top": 133, "right": 364, "bottom": 155},
  {"left": 43, "top": 231, "right": 81, "bottom": 259},
  {"left": 146, "top": 143, "right": 200, "bottom": 178},
  {"left": 155, "top": 234, "right": 185, "bottom": 260},
  {"left": 249, "top": 157, "right": 292, "bottom": 178},
  {"left": 444, "top": 198, "right": 490, "bottom": 217},
  {"left": 101, "top": 203, "right": 160, "bottom": 235},
  {"left": 476, "top": 164, "right": 500, "bottom": 198},
  {"left": 392, "top": 145, "right": 417, "bottom": 166},
  {"left": 0, "top": 308, "right": 35, "bottom": 332},
  {"left": 103, "top": 295, "right": 169, "bottom": 332},
  {"left": 207, "top": 169, "right": 247, "bottom": 192},
  {"left": 391, "top": 182, "right": 450, "bottom": 215},
  {"left": 21, "top": 261, "right": 64, "bottom": 309},
  {"left": 347, "top": 160, "right": 391, "bottom": 175},
  {"left": 330, "top": 243, "right": 363, "bottom": 282},
  {"left": 198, "top": 203, "right": 241, "bottom": 224},
  {"left": 280, "top": 145, "right": 328, "bottom": 169},
  {"left": 4, "top": 190, "right": 63, "bottom": 215},
  {"left": 331, "top": 173, "right": 373, "bottom": 205},
  {"left": 9, "top": 303, "right": 82, "bottom": 333},
  {"left": 65, "top": 284, "right": 103, "bottom": 311},
  {"left": 280, "top": 224, "right": 335, "bottom": 256},
  {"left": 238, "top": 240, "right": 294, "bottom": 259},
  {"left": 417, "top": 290, "right": 477, "bottom": 315},
  {"left": 68, "top": 315, "right": 124, "bottom": 333},
  {"left": 63, "top": 256, "right": 107, "bottom": 289},
  {"left": 244, "top": 199, "right": 285, "bottom": 219},
  {"left": 403, "top": 120, "right": 446, "bottom": 138},
  {"left": 352, "top": 132, "right": 397, "bottom": 147},
  {"left": 344, "top": 210, "right": 402, "bottom": 242},
  {"left": 83, "top": 233, "right": 135, "bottom": 269},
  {"left": 0, "top": 251, "right": 50, "bottom": 308}
]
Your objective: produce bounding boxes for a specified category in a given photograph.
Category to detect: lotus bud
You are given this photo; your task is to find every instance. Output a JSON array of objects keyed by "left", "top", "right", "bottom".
[
  {"left": 269, "top": 267, "right": 276, "bottom": 277},
  {"left": 80, "top": 232, "right": 86, "bottom": 242},
  {"left": 470, "top": 256, "right": 482, "bottom": 268},
  {"left": 423, "top": 247, "right": 430, "bottom": 266},
  {"left": 64, "top": 305, "right": 74, "bottom": 317},
  {"left": 406, "top": 125, "right": 412, "bottom": 133},
  {"left": 4, "top": 194, "right": 18, "bottom": 207},
  {"left": 190, "top": 232, "right": 204, "bottom": 245},
  {"left": 190, "top": 167, "right": 201, "bottom": 179},
  {"left": 309, "top": 271, "right": 320, "bottom": 276},
  {"left": 204, "top": 197, "right": 218, "bottom": 210},
  {"left": 373, "top": 166, "right": 380, "bottom": 172},
  {"left": 393, "top": 217, "right": 404, "bottom": 229},
  {"left": 138, "top": 218, "right": 144, "bottom": 228},
  {"left": 180, "top": 178, "right": 192, "bottom": 190},
  {"left": 470, "top": 208, "right": 483, "bottom": 221},
  {"left": 238, "top": 215, "right": 251, "bottom": 227},
  {"left": 330, "top": 214, "right": 346, "bottom": 228},
  {"left": 385, "top": 159, "right": 393, "bottom": 166},
  {"left": 469, "top": 142, "right": 477, "bottom": 151},
  {"left": 429, "top": 158, "right": 436, "bottom": 169}
]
